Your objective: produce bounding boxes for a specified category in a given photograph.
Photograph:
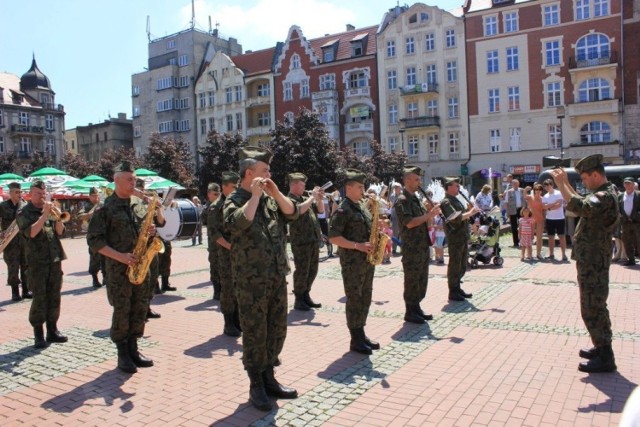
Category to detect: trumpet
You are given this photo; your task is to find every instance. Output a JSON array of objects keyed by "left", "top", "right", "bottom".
[{"left": 49, "top": 205, "right": 71, "bottom": 223}]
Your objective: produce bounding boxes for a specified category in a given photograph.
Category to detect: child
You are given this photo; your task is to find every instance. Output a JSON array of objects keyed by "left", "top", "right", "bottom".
[
  {"left": 381, "top": 218, "right": 393, "bottom": 264},
  {"left": 518, "top": 207, "right": 534, "bottom": 261},
  {"left": 432, "top": 214, "right": 446, "bottom": 265}
]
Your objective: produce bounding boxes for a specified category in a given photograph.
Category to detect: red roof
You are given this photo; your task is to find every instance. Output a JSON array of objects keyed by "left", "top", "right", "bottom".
[
  {"left": 308, "top": 25, "right": 378, "bottom": 61},
  {"left": 232, "top": 47, "right": 277, "bottom": 76}
]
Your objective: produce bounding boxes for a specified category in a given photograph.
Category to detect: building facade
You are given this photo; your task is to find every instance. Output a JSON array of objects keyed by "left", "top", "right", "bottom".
[
  {"left": 131, "top": 28, "right": 242, "bottom": 163},
  {"left": 623, "top": 0, "right": 640, "bottom": 163},
  {"left": 377, "top": 3, "right": 469, "bottom": 182},
  {"left": 73, "top": 113, "right": 133, "bottom": 163},
  {"left": 0, "top": 57, "right": 65, "bottom": 169},
  {"left": 465, "top": 0, "right": 624, "bottom": 185}
]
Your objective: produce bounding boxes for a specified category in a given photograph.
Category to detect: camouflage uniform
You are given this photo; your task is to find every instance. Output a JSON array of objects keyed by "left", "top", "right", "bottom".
[
  {"left": 80, "top": 200, "right": 105, "bottom": 278},
  {"left": 223, "top": 187, "right": 297, "bottom": 371},
  {"left": 287, "top": 192, "right": 321, "bottom": 298},
  {"left": 567, "top": 182, "right": 619, "bottom": 348},
  {"left": 209, "top": 195, "right": 235, "bottom": 314},
  {"left": 0, "top": 199, "right": 28, "bottom": 294},
  {"left": 329, "top": 197, "right": 375, "bottom": 330},
  {"left": 440, "top": 193, "right": 470, "bottom": 294},
  {"left": 16, "top": 202, "right": 67, "bottom": 327},
  {"left": 395, "top": 188, "right": 431, "bottom": 306},
  {"left": 206, "top": 201, "right": 221, "bottom": 291},
  {"left": 87, "top": 194, "right": 149, "bottom": 343}
]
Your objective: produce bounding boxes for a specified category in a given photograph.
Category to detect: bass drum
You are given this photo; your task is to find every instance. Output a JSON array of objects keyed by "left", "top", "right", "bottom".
[{"left": 156, "top": 199, "right": 200, "bottom": 241}]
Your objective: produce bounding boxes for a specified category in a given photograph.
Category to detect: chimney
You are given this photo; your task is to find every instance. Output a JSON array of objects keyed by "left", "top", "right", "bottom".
[
  {"left": 118, "top": 113, "right": 126, "bottom": 120},
  {"left": 346, "top": 24, "right": 355, "bottom": 31}
]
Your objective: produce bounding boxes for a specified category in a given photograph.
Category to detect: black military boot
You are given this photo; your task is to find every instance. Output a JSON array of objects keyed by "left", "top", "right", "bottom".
[
  {"left": 363, "top": 330, "right": 380, "bottom": 350},
  {"left": 154, "top": 281, "right": 163, "bottom": 295},
  {"left": 21, "top": 284, "right": 32, "bottom": 299},
  {"left": 303, "top": 292, "right": 322, "bottom": 308},
  {"left": 293, "top": 294, "right": 311, "bottom": 311},
  {"left": 212, "top": 281, "right": 221, "bottom": 300},
  {"left": 146, "top": 308, "right": 161, "bottom": 319},
  {"left": 91, "top": 273, "right": 102, "bottom": 288},
  {"left": 458, "top": 289, "right": 473, "bottom": 299},
  {"left": 116, "top": 341, "right": 137, "bottom": 373},
  {"left": 263, "top": 366, "right": 298, "bottom": 399},
  {"left": 46, "top": 322, "right": 68, "bottom": 343},
  {"left": 448, "top": 290, "right": 465, "bottom": 301},
  {"left": 579, "top": 346, "right": 599, "bottom": 359},
  {"left": 128, "top": 338, "right": 154, "bottom": 367},
  {"left": 578, "top": 345, "right": 617, "bottom": 373},
  {"left": 161, "top": 276, "right": 176, "bottom": 292},
  {"left": 33, "top": 325, "right": 49, "bottom": 349},
  {"left": 404, "top": 304, "right": 425, "bottom": 324},
  {"left": 11, "top": 285, "right": 22, "bottom": 302},
  {"left": 349, "top": 327, "right": 372, "bottom": 355},
  {"left": 416, "top": 305, "right": 434, "bottom": 321},
  {"left": 223, "top": 313, "right": 241, "bottom": 337},
  {"left": 247, "top": 370, "right": 272, "bottom": 411}
]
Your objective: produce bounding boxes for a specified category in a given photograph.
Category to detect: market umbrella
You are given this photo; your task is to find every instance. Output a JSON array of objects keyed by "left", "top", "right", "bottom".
[
  {"left": 146, "top": 179, "right": 185, "bottom": 191},
  {"left": 29, "top": 167, "right": 67, "bottom": 177},
  {"left": 80, "top": 174, "right": 109, "bottom": 183},
  {"left": 134, "top": 168, "right": 158, "bottom": 177},
  {"left": 0, "top": 173, "right": 25, "bottom": 181}
]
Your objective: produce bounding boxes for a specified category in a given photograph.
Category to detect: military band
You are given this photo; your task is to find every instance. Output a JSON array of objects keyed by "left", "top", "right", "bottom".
[
  {"left": 78, "top": 186, "right": 105, "bottom": 288},
  {"left": 0, "top": 181, "right": 30, "bottom": 301}
]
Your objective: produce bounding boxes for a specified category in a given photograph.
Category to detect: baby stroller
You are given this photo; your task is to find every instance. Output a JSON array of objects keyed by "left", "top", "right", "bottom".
[{"left": 468, "top": 207, "right": 504, "bottom": 268}]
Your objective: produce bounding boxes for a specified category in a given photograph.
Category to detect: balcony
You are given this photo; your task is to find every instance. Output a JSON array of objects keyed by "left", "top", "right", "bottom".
[
  {"left": 345, "top": 121, "right": 374, "bottom": 133},
  {"left": 449, "top": 152, "right": 460, "bottom": 160},
  {"left": 246, "top": 96, "right": 270, "bottom": 108},
  {"left": 17, "top": 150, "right": 32, "bottom": 159},
  {"left": 41, "top": 102, "right": 65, "bottom": 111},
  {"left": 429, "top": 154, "right": 440, "bottom": 162},
  {"left": 566, "top": 140, "right": 620, "bottom": 159},
  {"left": 10, "top": 124, "right": 45, "bottom": 135},
  {"left": 400, "top": 115, "right": 440, "bottom": 129},
  {"left": 569, "top": 51, "right": 618, "bottom": 70},
  {"left": 399, "top": 82, "right": 439, "bottom": 96},
  {"left": 344, "top": 86, "right": 370, "bottom": 99},
  {"left": 312, "top": 89, "right": 338, "bottom": 101},
  {"left": 567, "top": 99, "right": 620, "bottom": 117},
  {"left": 246, "top": 126, "right": 271, "bottom": 137}
]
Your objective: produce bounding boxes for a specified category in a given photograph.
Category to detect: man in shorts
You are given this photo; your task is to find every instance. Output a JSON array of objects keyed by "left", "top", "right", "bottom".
[{"left": 542, "top": 179, "right": 568, "bottom": 262}]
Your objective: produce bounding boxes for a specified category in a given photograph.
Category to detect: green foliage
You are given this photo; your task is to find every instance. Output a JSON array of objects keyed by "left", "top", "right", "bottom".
[
  {"left": 61, "top": 151, "right": 96, "bottom": 178},
  {"left": 197, "top": 130, "right": 246, "bottom": 196},
  {"left": 364, "top": 140, "right": 407, "bottom": 185},
  {"left": 143, "top": 133, "right": 195, "bottom": 187},
  {"left": 22, "top": 151, "right": 53, "bottom": 176},
  {"left": 95, "top": 147, "right": 142, "bottom": 181},
  {"left": 0, "top": 153, "right": 18, "bottom": 174}
]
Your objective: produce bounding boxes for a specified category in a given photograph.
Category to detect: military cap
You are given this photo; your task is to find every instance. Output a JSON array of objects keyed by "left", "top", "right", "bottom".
[
  {"left": 31, "top": 179, "right": 46, "bottom": 190},
  {"left": 403, "top": 165, "right": 424, "bottom": 176},
  {"left": 623, "top": 176, "right": 635, "bottom": 183},
  {"left": 114, "top": 161, "right": 135, "bottom": 173},
  {"left": 207, "top": 183, "right": 221, "bottom": 192},
  {"left": 288, "top": 172, "right": 307, "bottom": 183},
  {"left": 221, "top": 171, "right": 239, "bottom": 185},
  {"left": 239, "top": 146, "right": 272, "bottom": 163},
  {"left": 574, "top": 154, "right": 603, "bottom": 174},
  {"left": 7, "top": 181, "right": 21, "bottom": 190},
  {"left": 89, "top": 187, "right": 99, "bottom": 195},
  {"left": 344, "top": 168, "right": 367, "bottom": 184},
  {"left": 443, "top": 176, "right": 461, "bottom": 189}
]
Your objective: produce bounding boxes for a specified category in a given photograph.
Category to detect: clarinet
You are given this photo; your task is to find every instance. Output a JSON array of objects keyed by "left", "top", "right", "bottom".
[
  {"left": 457, "top": 191, "right": 487, "bottom": 223},
  {"left": 417, "top": 187, "right": 453, "bottom": 231}
]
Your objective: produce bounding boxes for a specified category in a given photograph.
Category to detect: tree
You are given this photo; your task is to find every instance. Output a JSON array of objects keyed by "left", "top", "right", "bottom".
[
  {"left": 335, "top": 146, "right": 370, "bottom": 184},
  {"left": 22, "top": 151, "right": 53, "bottom": 176},
  {"left": 61, "top": 151, "right": 96, "bottom": 178},
  {"left": 363, "top": 140, "right": 407, "bottom": 185},
  {"left": 0, "top": 153, "right": 18, "bottom": 174},
  {"left": 95, "top": 147, "right": 142, "bottom": 181},
  {"left": 269, "top": 108, "right": 340, "bottom": 189},
  {"left": 143, "top": 133, "right": 195, "bottom": 187},
  {"left": 196, "top": 130, "right": 245, "bottom": 196}
]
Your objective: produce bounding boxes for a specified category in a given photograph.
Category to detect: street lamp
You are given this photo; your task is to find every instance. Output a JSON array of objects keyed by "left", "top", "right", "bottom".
[
  {"left": 556, "top": 106, "right": 565, "bottom": 160},
  {"left": 399, "top": 127, "right": 405, "bottom": 152}
]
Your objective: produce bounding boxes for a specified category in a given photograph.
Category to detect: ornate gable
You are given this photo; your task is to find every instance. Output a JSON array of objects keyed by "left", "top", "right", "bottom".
[{"left": 274, "top": 25, "right": 319, "bottom": 73}]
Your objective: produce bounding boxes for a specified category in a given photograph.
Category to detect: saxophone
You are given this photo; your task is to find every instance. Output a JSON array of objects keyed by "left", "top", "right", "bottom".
[
  {"left": 366, "top": 196, "right": 391, "bottom": 265},
  {"left": 127, "top": 193, "right": 165, "bottom": 285}
]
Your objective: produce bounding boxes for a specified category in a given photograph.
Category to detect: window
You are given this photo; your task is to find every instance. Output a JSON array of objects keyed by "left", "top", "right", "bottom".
[
  {"left": 236, "top": 113, "right": 242, "bottom": 130},
  {"left": 209, "top": 117, "right": 215, "bottom": 132},
  {"left": 546, "top": 82, "right": 562, "bottom": 107},
  {"left": 487, "top": 50, "right": 499, "bottom": 73},
  {"left": 549, "top": 124, "right": 562, "bottom": 149},
  {"left": 387, "top": 70, "right": 397, "bottom": 90},
  {"left": 179, "top": 98, "right": 190, "bottom": 110},
  {"left": 407, "top": 102, "right": 418, "bottom": 118},
  {"left": 576, "top": 0, "right": 589, "bottom": 20},
  {"left": 208, "top": 91, "right": 215, "bottom": 106},
  {"left": 429, "top": 134, "right": 439, "bottom": 154},
  {"left": 446, "top": 29, "right": 456, "bottom": 48},
  {"left": 284, "top": 112, "right": 295, "bottom": 126},
  {"left": 349, "top": 71, "right": 367, "bottom": 88},
  {"left": 178, "top": 55, "right": 189, "bottom": 66},
  {"left": 449, "top": 132, "right": 459, "bottom": 153},
  {"left": 284, "top": 82, "right": 293, "bottom": 100},
  {"left": 506, "top": 47, "right": 519, "bottom": 71},
  {"left": 352, "top": 140, "right": 371, "bottom": 157},
  {"left": 132, "top": 86, "right": 140, "bottom": 96},
  {"left": 257, "top": 83, "right": 270, "bottom": 97},
  {"left": 320, "top": 74, "right": 336, "bottom": 90},
  {"left": 489, "top": 89, "right": 500, "bottom": 113},
  {"left": 425, "top": 33, "right": 435, "bottom": 51},
  {"left": 235, "top": 86, "right": 242, "bottom": 102},
  {"left": 580, "top": 121, "right": 611, "bottom": 143},
  {"left": 46, "top": 140, "right": 56, "bottom": 156},
  {"left": 159, "top": 121, "right": 173, "bottom": 133},
  {"left": 20, "top": 137, "right": 31, "bottom": 153},
  {"left": 291, "top": 54, "right": 301, "bottom": 70},
  {"left": 179, "top": 120, "right": 190, "bottom": 132},
  {"left": 225, "top": 88, "right": 233, "bottom": 103},
  {"left": 156, "top": 99, "right": 173, "bottom": 112},
  {"left": 426, "top": 64, "right": 437, "bottom": 84},
  {"left": 387, "top": 40, "right": 396, "bottom": 58},
  {"left": 0, "top": 136, "right": 4, "bottom": 153},
  {"left": 199, "top": 92, "right": 206, "bottom": 108},
  {"left": 45, "top": 114, "right": 54, "bottom": 130},
  {"left": 490, "top": 129, "right": 501, "bottom": 152},
  {"left": 389, "top": 104, "right": 398, "bottom": 124},
  {"left": 578, "top": 78, "right": 610, "bottom": 102},
  {"left": 200, "top": 119, "right": 207, "bottom": 135},
  {"left": 351, "top": 41, "right": 364, "bottom": 57},
  {"left": 300, "top": 78, "right": 310, "bottom": 98},
  {"left": 448, "top": 97, "right": 459, "bottom": 118},
  {"left": 406, "top": 67, "right": 416, "bottom": 86},
  {"left": 169, "top": 58, "right": 177, "bottom": 66},
  {"left": 446, "top": 61, "right": 457, "bottom": 82},
  {"left": 408, "top": 135, "right": 419, "bottom": 157},
  {"left": 226, "top": 115, "right": 233, "bottom": 132},
  {"left": 157, "top": 77, "right": 173, "bottom": 90},
  {"left": 389, "top": 136, "right": 399, "bottom": 152},
  {"left": 545, "top": 40, "right": 561, "bottom": 66},
  {"left": 420, "top": 12, "right": 429, "bottom": 22},
  {"left": 323, "top": 47, "right": 335, "bottom": 63},
  {"left": 504, "top": 11, "right": 519, "bottom": 33},
  {"left": 406, "top": 36, "right": 415, "bottom": 54},
  {"left": 543, "top": 4, "right": 560, "bottom": 26},
  {"left": 166, "top": 39, "right": 176, "bottom": 49},
  {"left": 258, "top": 112, "right": 270, "bottom": 127},
  {"left": 19, "top": 112, "right": 29, "bottom": 125},
  {"left": 134, "top": 126, "right": 141, "bottom": 138},
  {"left": 0, "top": 110, "right": 3, "bottom": 126},
  {"left": 508, "top": 86, "right": 520, "bottom": 111},
  {"left": 427, "top": 100, "right": 438, "bottom": 117},
  {"left": 484, "top": 16, "right": 498, "bottom": 36},
  {"left": 509, "top": 128, "right": 521, "bottom": 151},
  {"left": 576, "top": 34, "right": 610, "bottom": 62},
  {"left": 179, "top": 75, "right": 189, "bottom": 87},
  {"left": 594, "top": 0, "right": 609, "bottom": 17}
]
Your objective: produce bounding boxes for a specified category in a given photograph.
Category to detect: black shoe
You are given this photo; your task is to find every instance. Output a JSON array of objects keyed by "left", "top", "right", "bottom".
[
  {"left": 154, "top": 282, "right": 163, "bottom": 295},
  {"left": 349, "top": 328, "right": 372, "bottom": 355},
  {"left": 223, "top": 313, "right": 241, "bottom": 337},
  {"left": 161, "top": 285, "right": 177, "bottom": 292},
  {"left": 34, "top": 326, "right": 49, "bottom": 349},
  {"left": 248, "top": 370, "right": 272, "bottom": 411},
  {"left": 363, "top": 333, "right": 380, "bottom": 350},
  {"left": 45, "top": 322, "right": 68, "bottom": 343},
  {"left": 623, "top": 259, "right": 636, "bottom": 266},
  {"left": 263, "top": 366, "right": 298, "bottom": 399},
  {"left": 21, "top": 286, "right": 33, "bottom": 299},
  {"left": 11, "top": 286, "right": 22, "bottom": 302},
  {"left": 294, "top": 295, "right": 311, "bottom": 311},
  {"left": 146, "top": 309, "right": 161, "bottom": 319},
  {"left": 448, "top": 293, "right": 465, "bottom": 302},
  {"left": 404, "top": 304, "right": 425, "bottom": 324},
  {"left": 458, "top": 289, "right": 473, "bottom": 299},
  {"left": 212, "top": 282, "right": 221, "bottom": 300},
  {"left": 128, "top": 338, "right": 154, "bottom": 368},
  {"left": 578, "top": 345, "right": 616, "bottom": 373},
  {"left": 91, "top": 273, "right": 102, "bottom": 288},
  {"left": 303, "top": 292, "right": 321, "bottom": 308},
  {"left": 116, "top": 341, "right": 137, "bottom": 373},
  {"left": 579, "top": 346, "right": 599, "bottom": 360}
]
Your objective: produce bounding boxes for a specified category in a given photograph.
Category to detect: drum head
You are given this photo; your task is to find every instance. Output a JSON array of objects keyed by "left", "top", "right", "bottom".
[
  {"left": 157, "top": 207, "right": 182, "bottom": 240},
  {"left": 156, "top": 199, "right": 200, "bottom": 241}
]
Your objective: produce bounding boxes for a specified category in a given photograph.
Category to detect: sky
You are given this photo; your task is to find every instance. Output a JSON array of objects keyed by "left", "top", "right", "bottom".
[{"left": 0, "top": 0, "right": 462, "bottom": 129}]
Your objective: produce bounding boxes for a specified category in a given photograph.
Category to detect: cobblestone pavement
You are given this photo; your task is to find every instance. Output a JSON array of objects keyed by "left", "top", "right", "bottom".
[{"left": 0, "top": 233, "right": 638, "bottom": 426}]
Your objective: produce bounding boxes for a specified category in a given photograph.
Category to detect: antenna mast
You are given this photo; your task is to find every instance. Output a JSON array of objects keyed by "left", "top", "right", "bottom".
[
  {"left": 146, "top": 16, "right": 151, "bottom": 42},
  {"left": 191, "top": 0, "right": 195, "bottom": 29}
]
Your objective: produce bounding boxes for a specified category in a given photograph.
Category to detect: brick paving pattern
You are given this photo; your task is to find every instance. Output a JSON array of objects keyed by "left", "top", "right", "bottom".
[{"left": 0, "top": 233, "right": 637, "bottom": 426}]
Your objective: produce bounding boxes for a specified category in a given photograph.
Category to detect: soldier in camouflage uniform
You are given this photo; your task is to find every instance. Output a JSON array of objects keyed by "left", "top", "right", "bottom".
[
  {"left": 208, "top": 173, "right": 241, "bottom": 337},
  {"left": 223, "top": 147, "right": 298, "bottom": 411},
  {"left": 87, "top": 162, "right": 162, "bottom": 373},
  {"left": 394, "top": 166, "right": 442, "bottom": 323},
  {"left": 328, "top": 169, "right": 378, "bottom": 355},
  {"left": 16, "top": 179, "right": 67, "bottom": 348},
  {"left": 205, "top": 183, "right": 222, "bottom": 300},
  {"left": 439, "top": 177, "right": 480, "bottom": 302},
  {"left": 78, "top": 187, "right": 105, "bottom": 288},
  {"left": 0, "top": 182, "right": 30, "bottom": 301},
  {"left": 287, "top": 172, "right": 324, "bottom": 311},
  {"left": 550, "top": 154, "right": 619, "bottom": 373}
]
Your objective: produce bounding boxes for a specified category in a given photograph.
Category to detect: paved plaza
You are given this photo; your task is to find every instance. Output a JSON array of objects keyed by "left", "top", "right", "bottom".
[{"left": 0, "top": 232, "right": 638, "bottom": 426}]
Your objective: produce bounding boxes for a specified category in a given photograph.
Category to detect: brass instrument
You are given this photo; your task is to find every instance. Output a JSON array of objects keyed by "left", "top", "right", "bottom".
[
  {"left": 366, "top": 195, "right": 390, "bottom": 265},
  {"left": 0, "top": 220, "right": 20, "bottom": 254},
  {"left": 127, "top": 193, "right": 165, "bottom": 285},
  {"left": 49, "top": 205, "right": 71, "bottom": 223}
]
